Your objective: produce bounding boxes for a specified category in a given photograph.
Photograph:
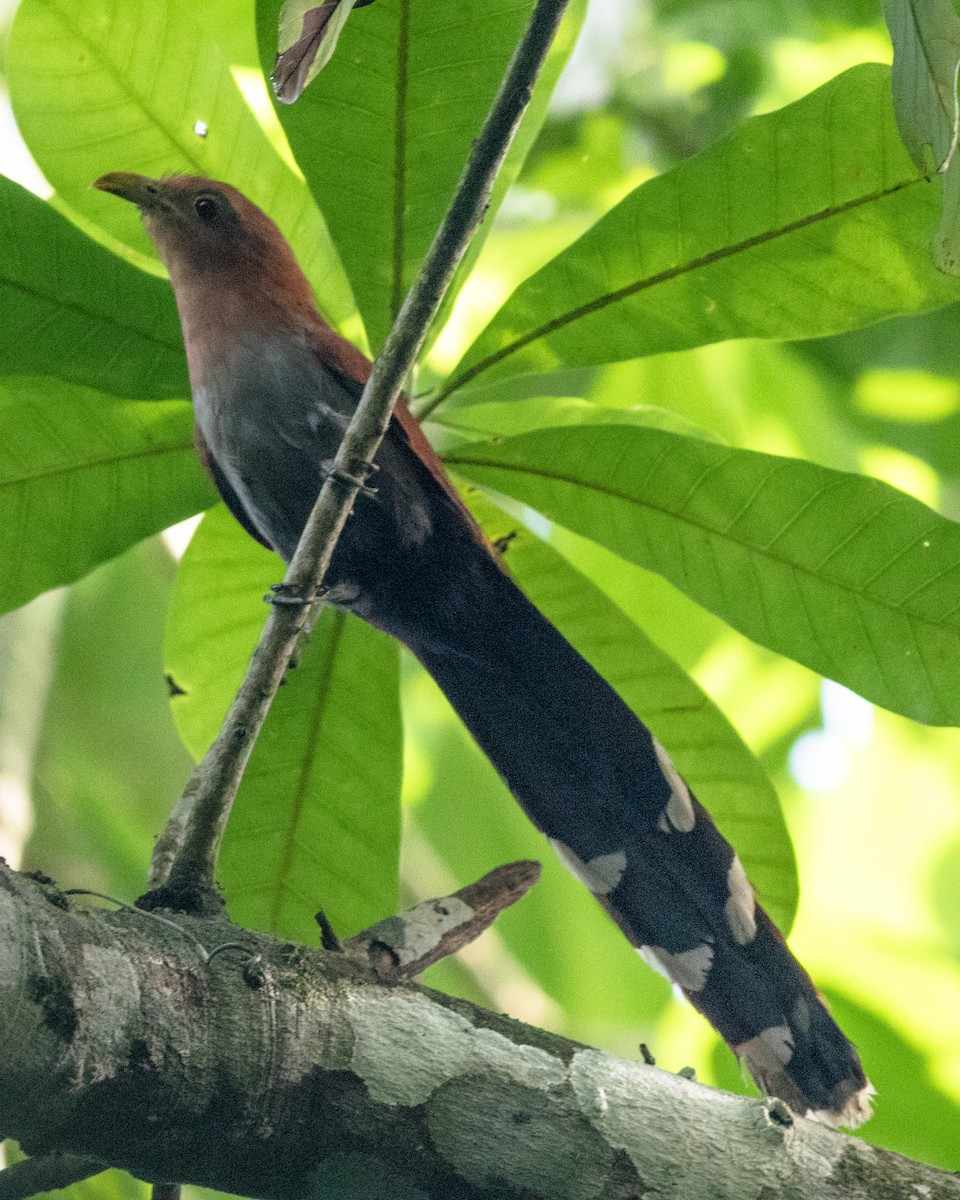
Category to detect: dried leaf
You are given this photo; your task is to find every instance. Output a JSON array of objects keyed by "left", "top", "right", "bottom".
[
  {"left": 884, "top": 0, "right": 960, "bottom": 173},
  {"left": 273, "top": 0, "right": 374, "bottom": 103}
]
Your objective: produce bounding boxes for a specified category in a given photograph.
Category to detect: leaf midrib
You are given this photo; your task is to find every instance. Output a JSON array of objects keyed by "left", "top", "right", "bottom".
[
  {"left": 0, "top": 434, "right": 196, "bottom": 491},
  {"left": 446, "top": 449, "right": 960, "bottom": 637},
  {"left": 390, "top": 0, "right": 411, "bottom": 323},
  {"left": 0, "top": 267, "right": 181, "bottom": 357},
  {"left": 45, "top": 0, "right": 209, "bottom": 177},
  {"left": 432, "top": 173, "right": 925, "bottom": 408}
]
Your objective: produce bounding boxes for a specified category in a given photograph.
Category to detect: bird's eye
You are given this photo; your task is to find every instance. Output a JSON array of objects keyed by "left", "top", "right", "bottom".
[{"left": 194, "top": 195, "right": 218, "bottom": 221}]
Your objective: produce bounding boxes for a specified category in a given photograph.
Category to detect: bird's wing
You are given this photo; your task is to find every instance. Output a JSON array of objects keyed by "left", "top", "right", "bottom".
[
  {"left": 194, "top": 423, "right": 276, "bottom": 552},
  {"left": 307, "top": 319, "right": 490, "bottom": 544}
]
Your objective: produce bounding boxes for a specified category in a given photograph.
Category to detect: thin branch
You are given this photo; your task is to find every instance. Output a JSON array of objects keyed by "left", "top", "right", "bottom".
[
  {"left": 345, "top": 860, "right": 541, "bottom": 981},
  {"left": 151, "top": 0, "right": 574, "bottom": 895}
]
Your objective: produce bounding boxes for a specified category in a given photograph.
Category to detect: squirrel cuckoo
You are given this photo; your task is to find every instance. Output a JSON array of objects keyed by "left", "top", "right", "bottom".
[{"left": 95, "top": 171, "right": 872, "bottom": 1126}]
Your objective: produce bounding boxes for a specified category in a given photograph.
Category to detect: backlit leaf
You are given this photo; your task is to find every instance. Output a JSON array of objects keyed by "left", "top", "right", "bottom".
[
  {"left": 166, "top": 507, "right": 402, "bottom": 939},
  {"left": 449, "top": 423, "right": 960, "bottom": 725},
  {"left": 0, "top": 377, "right": 212, "bottom": 614},
  {"left": 439, "top": 65, "right": 960, "bottom": 402},
  {"left": 8, "top": 0, "right": 354, "bottom": 324}
]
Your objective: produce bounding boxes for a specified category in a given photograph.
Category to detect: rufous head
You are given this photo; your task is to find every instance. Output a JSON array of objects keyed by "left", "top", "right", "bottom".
[
  {"left": 94, "top": 173, "right": 314, "bottom": 305},
  {"left": 95, "top": 173, "right": 322, "bottom": 386}
]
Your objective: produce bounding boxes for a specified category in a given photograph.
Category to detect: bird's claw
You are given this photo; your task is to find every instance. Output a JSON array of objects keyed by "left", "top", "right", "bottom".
[
  {"left": 321, "top": 457, "right": 379, "bottom": 499},
  {"left": 264, "top": 582, "right": 327, "bottom": 608}
]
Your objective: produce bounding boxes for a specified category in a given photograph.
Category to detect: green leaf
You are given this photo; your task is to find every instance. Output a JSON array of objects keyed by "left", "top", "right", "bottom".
[
  {"left": 30, "top": 540, "right": 193, "bottom": 900},
  {"left": 440, "top": 64, "right": 960, "bottom": 400},
  {"left": 422, "top": 0, "right": 587, "bottom": 358},
  {"left": 464, "top": 492, "right": 798, "bottom": 931},
  {"left": 193, "top": 0, "right": 262, "bottom": 67},
  {"left": 165, "top": 508, "right": 281, "bottom": 758},
  {"left": 884, "top": 0, "right": 960, "bottom": 277},
  {"left": 0, "top": 177, "right": 186, "bottom": 399},
  {"left": 166, "top": 506, "right": 402, "bottom": 939},
  {"left": 7, "top": 0, "right": 354, "bottom": 325},
  {"left": 448, "top": 423, "right": 960, "bottom": 725},
  {"left": 884, "top": 0, "right": 960, "bottom": 174},
  {"left": 934, "top": 145, "right": 960, "bottom": 274},
  {"left": 256, "top": 0, "right": 584, "bottom": 351},
  {"left": 821, "top": 989, "right": 960, "bottom": 1170},
  {"left": 1, "top": 1148, "right": 146, "bottom": 1200},
  {"left": 0, "top": 377, "right": 213, "bottom": 615}
]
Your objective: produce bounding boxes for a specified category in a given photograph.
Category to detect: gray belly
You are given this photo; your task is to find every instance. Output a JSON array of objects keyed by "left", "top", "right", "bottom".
[{"left": 193, "top": 336, "right": 354, "bottom": 560}]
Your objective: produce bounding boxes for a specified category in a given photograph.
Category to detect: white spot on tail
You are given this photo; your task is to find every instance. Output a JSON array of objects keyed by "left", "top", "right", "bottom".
[
  {"left": 652, "top": 739, "right": 695, "bottom": 833},
  {"left": 550, "top": 840, "right": 626, "bottom": 896},
  {"left": 792, "top": 994, "right": 811, "bottom": 1035},
  {"left": 810, "top": 1080, "right": 876, "bottom": 1130},
  {"left": 734, "top": 1024, "right": 795, "bottom": 1080},
  {"left": 725, "top": 855, "right": 756, "bottom": 944},
  {"left": 194, "top": 120, "right": 208, "bottom": 137},
  {"left": 637, "top": 941, "right": 714, "bottom": 991},
  {"left": 737, "top": 1023, "right": 874, "bottom": 1130}
]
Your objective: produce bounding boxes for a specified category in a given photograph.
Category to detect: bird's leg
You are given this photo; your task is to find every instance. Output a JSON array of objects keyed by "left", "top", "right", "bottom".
[
  {"left": 265, "top": 581, "right": 328, "bottom": 608},
  {"left": 264, "top": 585, "right": 328, "bottom": 673},
  {"left": 288, "top": 594, "right": 328, "bottom": 671},
  {"left": 320, "top": 456, "right": 379, "bottom": 499}
]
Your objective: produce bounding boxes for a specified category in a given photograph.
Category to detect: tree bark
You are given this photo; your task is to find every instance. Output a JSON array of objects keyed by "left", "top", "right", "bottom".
[{"left": 1, "top": 863, "right": 955, "bottom": 1200}]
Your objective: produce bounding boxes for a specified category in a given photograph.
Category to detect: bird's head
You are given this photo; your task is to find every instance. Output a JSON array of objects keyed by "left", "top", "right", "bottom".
[
  {"left": 94, "top": 173, "right": 314, "bottom": 307},
  {"left": 94, "top": 173, "right": 319, "bottom": 367}
]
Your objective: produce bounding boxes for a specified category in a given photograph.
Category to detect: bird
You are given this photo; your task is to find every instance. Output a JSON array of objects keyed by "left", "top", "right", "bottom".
[{"left": 95, "top": 171, "right": 872, "bottom": 1126}]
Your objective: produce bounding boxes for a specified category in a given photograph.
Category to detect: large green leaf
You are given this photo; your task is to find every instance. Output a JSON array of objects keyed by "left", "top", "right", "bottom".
[
  {"left": 8, "top": 0, "right": 354, "bottom": 325},
  {"left": 256, "top": 0, "right": 584, "bottom": 352},
  {"left": 0, "top": 177, "right": 186, "bottom": 399},
  {"left": 194, "top": 0, "right": 262, "bottom": 67},
  {"left": 30, "top": 540, "right": 193, "bottom": 900},
  {"left": 884, "top": 0, "right": 960, "bottom": 277},
  {"left": 448, "top": 423, "right": 960, "bottom": 725},
  {"left": 438, "top": 64, "right": 960, "bottom": 402},
  {"left": 820, "top": 990, "right": 960, "bottom": 1170},
  {"left": 421, "top": 0, "right": 587, "bottom": 359},
  {"left": 464, "top": 493, "right": 798, "bottom": 931},
  {"left": 166, "top": 506, "right": 402, "bottom": 939},
  {"left": 0, "top": 377, "right": 213, "bottom": 615},
  {"left": 2, "top": 1146, "right": 147, "bottom": 1200}
]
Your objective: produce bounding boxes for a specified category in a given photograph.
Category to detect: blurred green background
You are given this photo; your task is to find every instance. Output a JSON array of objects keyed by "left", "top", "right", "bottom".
[{"left": 1, "top": 0, "right": 959, "bottom": 1191}]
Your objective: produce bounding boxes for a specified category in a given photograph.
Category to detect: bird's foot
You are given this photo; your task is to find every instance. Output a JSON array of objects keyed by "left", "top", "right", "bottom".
[
  {"left": 264, "top": 582, "right": 327, "bottom": 608},
  {"left": 320, "top": 457, "right": 379, "bottom": 499}
]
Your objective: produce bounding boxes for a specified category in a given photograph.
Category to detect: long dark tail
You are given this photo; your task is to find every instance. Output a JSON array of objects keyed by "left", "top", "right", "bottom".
[{"left": 383, "top": 535, "right": 871, "bottom": 1126}]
